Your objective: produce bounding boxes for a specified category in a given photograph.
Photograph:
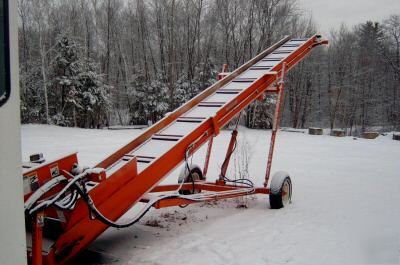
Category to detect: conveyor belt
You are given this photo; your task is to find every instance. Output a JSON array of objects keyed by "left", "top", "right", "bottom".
[{"left": 101, "top": 36, "right": 318, "bottom": 178}]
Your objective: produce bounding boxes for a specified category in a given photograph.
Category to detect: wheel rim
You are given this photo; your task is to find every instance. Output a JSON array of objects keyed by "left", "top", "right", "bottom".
[
  {"left": 185, "top": 172, "right": 201, "bottom": 194},
  {"left": 190, "top": 172, "right": 201, "bottom": 194},
  {"left": 281, "top": 179, "right": 291, "bottom": 204}
]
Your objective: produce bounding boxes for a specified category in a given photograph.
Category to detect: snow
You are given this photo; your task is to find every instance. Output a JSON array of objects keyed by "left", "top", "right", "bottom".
[
  {"left": 21, "top": 124, "right": 400, "bottom": 265},
  {"left": 161, "top": 121, "right": 200, "bottom": 136},
  {"left": 184, "top": 105, "right": 220, "bottom": 118}
]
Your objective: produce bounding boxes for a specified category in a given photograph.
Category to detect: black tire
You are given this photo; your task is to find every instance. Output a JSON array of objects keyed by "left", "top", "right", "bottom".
[
  {"left": 269, "top": 171, "right": 292, "bottom": 209},
  {"left": 179, "top": 167, "right": 204, "bottom": 195}
]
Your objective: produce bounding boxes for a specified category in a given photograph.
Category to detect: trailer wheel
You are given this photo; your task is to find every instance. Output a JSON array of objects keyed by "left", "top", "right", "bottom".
[
  {"left": 269, "top": 171, "right": 292, "bottom": 209},
  {"left": 178, "top": 165, "right": 204, "bottom": 195}
]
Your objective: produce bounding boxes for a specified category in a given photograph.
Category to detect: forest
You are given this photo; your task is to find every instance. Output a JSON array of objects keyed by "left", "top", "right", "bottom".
[{"left": 17, "top": 0, "right": 400, "bottom": 135}]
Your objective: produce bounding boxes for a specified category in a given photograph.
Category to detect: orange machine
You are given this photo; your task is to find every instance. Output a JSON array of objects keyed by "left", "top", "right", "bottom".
[{"left": 23, "top": 35, "right": 327, "bottom": 264}]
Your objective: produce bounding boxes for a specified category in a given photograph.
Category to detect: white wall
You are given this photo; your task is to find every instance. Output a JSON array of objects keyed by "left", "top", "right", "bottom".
[{"left": 0, "top": 0, "right": 27, "bottom": 264}]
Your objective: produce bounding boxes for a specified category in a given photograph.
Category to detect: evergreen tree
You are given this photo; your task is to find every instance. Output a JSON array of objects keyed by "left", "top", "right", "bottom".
[
  {"left": 128, "top": 72, "right": 169, "bottom": 124},
  {"left": 50, "top": 36, "right": 111, "bottom": 128}
]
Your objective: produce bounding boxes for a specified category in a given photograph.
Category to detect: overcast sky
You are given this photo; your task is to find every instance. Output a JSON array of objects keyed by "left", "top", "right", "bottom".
[{"left": 297, "top": 0, "right": 400, "bottom": 35}]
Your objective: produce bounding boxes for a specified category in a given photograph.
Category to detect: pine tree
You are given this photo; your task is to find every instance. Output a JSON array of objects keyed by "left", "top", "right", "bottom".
[
  {"left": 128, "top": 72, "right": 170, "bottom": 124},
  {"left": 50, "top": 36, "right": 111, "bottom": 128}
]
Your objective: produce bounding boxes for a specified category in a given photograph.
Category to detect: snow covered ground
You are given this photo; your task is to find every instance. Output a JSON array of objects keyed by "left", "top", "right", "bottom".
[{"left": 21, "top": 125, "right": 400, "bottom": 265}]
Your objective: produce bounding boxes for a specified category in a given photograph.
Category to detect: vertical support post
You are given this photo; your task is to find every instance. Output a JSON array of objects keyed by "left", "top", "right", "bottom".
[
  {"left": 219, "top": 112, "right": 241, "bottom": 182},
  {"left": 264, "top": 63, "right": 286, "bottom": 187},
  {"left": 31, "top": 211, "right": 44, "bottom": 265},
  {"left": 203, "top": 137, "right": 214, "bottom": 177}
]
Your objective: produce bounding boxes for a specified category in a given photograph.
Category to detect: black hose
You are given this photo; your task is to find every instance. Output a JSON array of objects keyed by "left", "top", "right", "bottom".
[
  {"left": 73, "top": 183, "right": 196, "bottom": 228},
  {"left": 26, "top": 174, "right": 85, "bottom": 215},
  {"left": 54, "top": 190, "right": 78, "bottom": 210}
]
